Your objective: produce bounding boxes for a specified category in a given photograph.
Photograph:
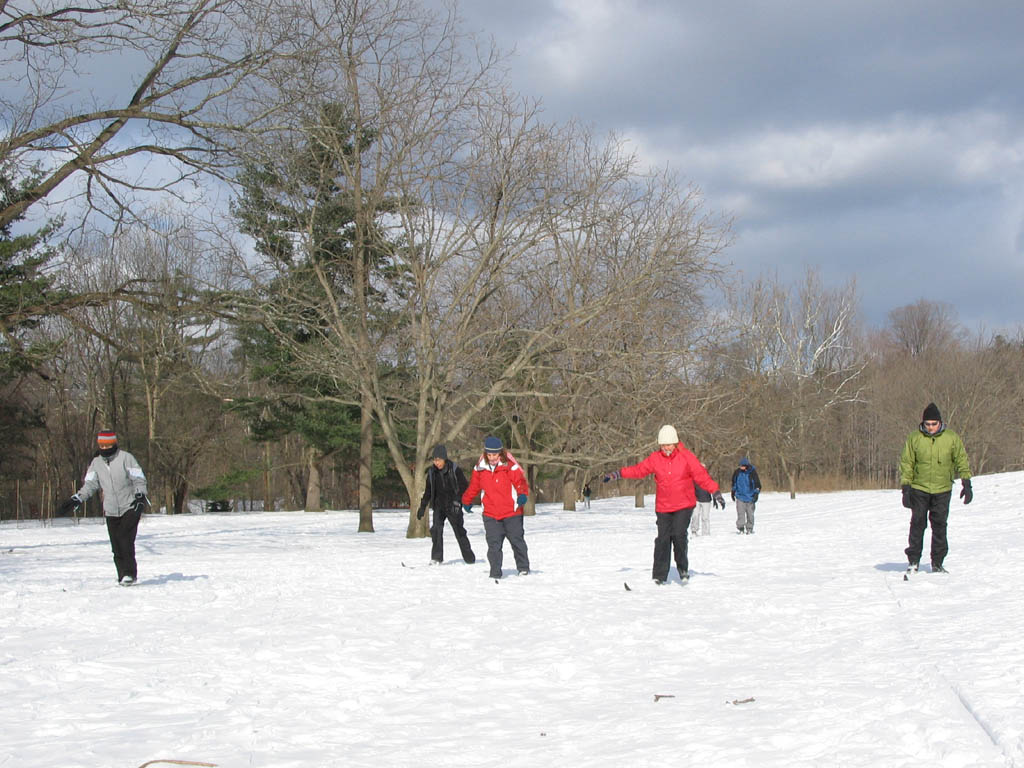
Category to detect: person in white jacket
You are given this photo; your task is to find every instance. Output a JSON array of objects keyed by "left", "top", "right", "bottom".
[{"left": 60, "top": 431, "right": 149, "bottom": 585}]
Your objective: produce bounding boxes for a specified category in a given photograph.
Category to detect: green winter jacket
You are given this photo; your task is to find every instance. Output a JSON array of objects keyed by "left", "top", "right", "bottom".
[{"left": 899, "top": 425, "right": 971, "bottom": 494}]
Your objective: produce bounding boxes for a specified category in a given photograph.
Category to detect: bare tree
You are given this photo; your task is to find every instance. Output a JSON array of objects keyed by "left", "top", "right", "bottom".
[
  {"left": 490, "top": 152, "right": 731, "bottom": 510},
  {"left": 1, "top": 0, "right": 307, "bottom": 230},
  {"left": 53, "top": 214, "right": 234, "bottom": 513},
  {"left": 229, "top": 0, "right": 731, "bottom": 535},
  {"left": 884, "top": 300, "right": 960, "bottom": 357},
  {"left": 730, "top": 268, "right": 866, "bottom": 497}
]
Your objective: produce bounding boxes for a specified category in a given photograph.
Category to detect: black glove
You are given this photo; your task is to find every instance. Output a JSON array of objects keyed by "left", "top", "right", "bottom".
[
  {"left": 416, "top": 505, "right": 426, "bottom": 520},
  {"left": 960, "top": 479, "right": 973, "bottom": 505},
  {"left": 712, "top": 491, "right": 725, "bottom": 509},
  {"left": 130, "top": 493, "right": 148, "bottom": 515},
  {"left": 730, "top": 491, "right": 736, "bottom": 501},
  {"left": 58, "top": 494, "right": 82, "bottom": 516},
  {"left": 901, "top": 485, "right": 912, "bottom": 508},
  {"left": 602, "top": 470, "right": 621, "bottom": 483}
]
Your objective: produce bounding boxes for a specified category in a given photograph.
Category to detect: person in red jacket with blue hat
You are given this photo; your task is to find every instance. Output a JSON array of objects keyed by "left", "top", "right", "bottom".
[
  {"left": 462, "top": 436, "right": 531, "bottom": 580},
  {"left": 604, "top": 425, "right": 725, "bottom": 584}
]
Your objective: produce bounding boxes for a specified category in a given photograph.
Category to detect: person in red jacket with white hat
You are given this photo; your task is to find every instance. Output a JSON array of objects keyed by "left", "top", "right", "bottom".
[
  {"left": 462, "top": 436, "right": 530, "bottom": 580},
  {"left": 604, "top": 425, "right": 724, "bottom": 584}
]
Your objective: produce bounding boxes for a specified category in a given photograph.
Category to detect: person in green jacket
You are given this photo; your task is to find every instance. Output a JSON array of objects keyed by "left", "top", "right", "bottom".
[{"left": 899, "top": 402, "right": 973, "bottom": 574}]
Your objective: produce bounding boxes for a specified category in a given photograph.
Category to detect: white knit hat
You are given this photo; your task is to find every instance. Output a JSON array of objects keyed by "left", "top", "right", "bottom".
[{"left": 657, "top": 425, "right": 678, "bottom": 444}]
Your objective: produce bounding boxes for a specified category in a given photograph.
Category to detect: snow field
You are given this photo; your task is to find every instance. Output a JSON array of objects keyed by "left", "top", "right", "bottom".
[{"left": 2, "top": 473, "right": 1023, "bottom": 767}]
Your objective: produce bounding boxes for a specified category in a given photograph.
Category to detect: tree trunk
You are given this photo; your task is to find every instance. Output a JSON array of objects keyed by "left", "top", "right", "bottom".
[
  {"left": 779, "top": 453, "right": 797, "bottom": 499},
  {"left": 634, "top": 482, "right": 644, "bottom": 509},
  {"left": 358, "top": 394, "right": 374, "bottom": 531},
  {"left": 562, "top": 470, "right": 577, "bottom": 511},
  {"left": 173, "top": 479, "right": 188, "bottom": 515},
  {"left": 286, "top": 466, "right": 305, "bottom": 510},
  {"left": 522, "top": 464, "right": 536, "bottom": 515},
  {"left": 407, "top": 467, "right": 429, "bottom": 538},
  {"left": 263, "top": 442, "right": 273, "bottom": 512},
  {"left": 305, "top": 446, "right": 323, "bottom": 511}
]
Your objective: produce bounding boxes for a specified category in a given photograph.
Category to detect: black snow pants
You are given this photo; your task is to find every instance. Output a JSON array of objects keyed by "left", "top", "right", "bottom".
[
  {"left": 653, "top": 507, "right": 693, "bottom": 581},
  {"left": 432, "top": 503, "right": 476, "bottom": 564},
  {"left": 905, "top": 488, "right": 951, "bottom": 568},
  {"left": 106, "top": 505, "right": 142, "bottom": 581}
]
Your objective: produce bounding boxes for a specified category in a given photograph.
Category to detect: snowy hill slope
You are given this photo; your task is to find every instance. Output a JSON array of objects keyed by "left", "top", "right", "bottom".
[{"left": 3, "top": 473, "right": 1023, "bottom": 767}]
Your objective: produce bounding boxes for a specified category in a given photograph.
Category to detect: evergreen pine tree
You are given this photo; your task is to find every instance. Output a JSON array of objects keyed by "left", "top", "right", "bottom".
[
  {"left": 230, "top": 103, "right": 409, "bottom": 519},
  {"left": 0, "top": 173, "right": 62, "bottom": 478}
]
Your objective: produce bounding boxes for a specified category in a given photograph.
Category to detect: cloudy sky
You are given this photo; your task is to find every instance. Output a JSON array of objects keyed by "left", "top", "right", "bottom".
[{"left": 444, "top": 0, "right": 1024, "bottom": 333}]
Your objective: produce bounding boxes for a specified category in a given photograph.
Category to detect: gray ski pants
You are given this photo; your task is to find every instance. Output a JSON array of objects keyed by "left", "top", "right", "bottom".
[{"left": 736, "top": 500, "right": 755, "bottom": 532}]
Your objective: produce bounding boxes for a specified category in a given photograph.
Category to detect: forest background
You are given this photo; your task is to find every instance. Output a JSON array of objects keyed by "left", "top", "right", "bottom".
[{"left": 3, "top": 0, "right": 1022, "bottom": 535}]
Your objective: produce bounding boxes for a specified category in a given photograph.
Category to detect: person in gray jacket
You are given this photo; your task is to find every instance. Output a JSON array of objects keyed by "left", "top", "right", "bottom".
[
  {"left": 60, "top": 430, "right": 148, "bottom": 585},
  {"left": 690, "top": 481, "right": 713, "bottom": 536}
]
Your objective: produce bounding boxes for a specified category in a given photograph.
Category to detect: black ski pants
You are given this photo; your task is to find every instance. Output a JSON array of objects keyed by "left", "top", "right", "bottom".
[
  {"left": 905, "top": 488, "right": 951, "bottom": 567},
  {"left": 483, "top": 514, "right": 529, "bottom": 579},
  {"left": 653, "top": 507, "right": 693, "bottom": 581},
  {"left": 106, "top": 505, "right": 142, "bottom": 581},
  {"left": 431, "top": 504, "right": 476, "bottom": 564}
]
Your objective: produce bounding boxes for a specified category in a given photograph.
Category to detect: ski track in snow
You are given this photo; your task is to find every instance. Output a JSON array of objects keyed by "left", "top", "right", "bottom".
[{"left": 2, "top": 474, "right": 1023, "bottom": 767}]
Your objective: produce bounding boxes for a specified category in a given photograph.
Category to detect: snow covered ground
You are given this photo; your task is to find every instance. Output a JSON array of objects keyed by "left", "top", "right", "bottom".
[{"left": 3, "top": 472, "right": 1023, "bottom": 768}]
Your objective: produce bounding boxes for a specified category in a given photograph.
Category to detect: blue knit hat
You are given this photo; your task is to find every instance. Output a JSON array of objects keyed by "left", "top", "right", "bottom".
[{"left": 483, "top": 436, "right": 503, "bottom": 453}]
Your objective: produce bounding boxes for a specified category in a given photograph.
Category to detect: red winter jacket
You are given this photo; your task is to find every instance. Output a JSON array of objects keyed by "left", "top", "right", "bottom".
[
  {"left": 463, "top": 454, "right": 529, "bottom": 520},
  {"left": 619, "top": 443, "right": 719, "bottom": 514}
]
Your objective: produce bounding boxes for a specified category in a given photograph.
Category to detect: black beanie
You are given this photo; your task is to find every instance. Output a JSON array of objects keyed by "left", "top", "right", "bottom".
[
  {"left": 432, "top": 444, "right": 447, "bottom": 460},
  {"left": 922, "top": 402, "right": 941, "bottom": 422}
]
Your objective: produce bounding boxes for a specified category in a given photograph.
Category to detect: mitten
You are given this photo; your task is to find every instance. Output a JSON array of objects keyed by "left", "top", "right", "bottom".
[
  {"left": 516, "top": 494, "right": 528, "bottom": 508},
  {"left": 712, "top": 491, "right": 725, "bottom": 509},
  {"left": 901, "top": 485, "right": 912, "bottom": 508},
  {"left": 730, "top": 491, "right": 736, "bottom": 501},
  {"left": 462, "top": 504, "right": 473, "bottom": 515},
  {"left": 130, "top": 493, "right": 148, "bottom": 515},
  {"left": 959, "top": 479, "right": 973, "bottom": 505},
  {"left": 58, "top": 494, "right": 82, "bottom": 516},
  {"left": 602, "top": 470, "right": 621, "bottom": 483}
]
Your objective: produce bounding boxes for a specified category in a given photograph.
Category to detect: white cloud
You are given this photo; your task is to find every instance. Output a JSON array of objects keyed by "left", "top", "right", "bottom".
[
  {"left": 626, "top": 111, "right": 1024, "bottom": 196},
  {"left": 530, "top": 0, "right": 680, "bottom": 87},
  {"left": 448, "top": 0, "right": 1024, "bottom": 329}
]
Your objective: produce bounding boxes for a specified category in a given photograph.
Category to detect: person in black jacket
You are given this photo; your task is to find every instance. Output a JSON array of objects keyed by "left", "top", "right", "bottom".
[{"left": 416, "top": 445, "right": 476, "bottom": 564}]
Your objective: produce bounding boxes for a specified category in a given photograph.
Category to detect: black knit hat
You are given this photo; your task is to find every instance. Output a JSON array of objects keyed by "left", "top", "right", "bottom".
[
  {"left": 432, "top": 444, "right": 447, "bottom": 460},
  {"left": 922, "top": 403, "right": 942, "bottom": 422}
]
